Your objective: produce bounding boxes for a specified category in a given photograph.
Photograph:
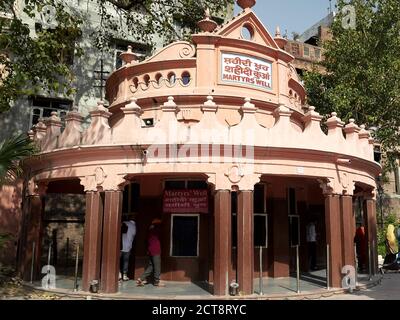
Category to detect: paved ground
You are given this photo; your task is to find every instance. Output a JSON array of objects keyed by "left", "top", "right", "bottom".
[
  {"left": 1, "top": 271, "right": 399, "bottom": 300},
  {"left": 320, "top": 271, "right": 400, "bottom": 300}
]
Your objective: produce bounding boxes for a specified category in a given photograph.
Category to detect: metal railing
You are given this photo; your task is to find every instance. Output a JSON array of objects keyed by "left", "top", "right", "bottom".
[
  {"left": 326, "top": 244, "right": 330, "bottom": 290},
  {"left": 296, "top": 245, "right": 300, "bottom": 293}
]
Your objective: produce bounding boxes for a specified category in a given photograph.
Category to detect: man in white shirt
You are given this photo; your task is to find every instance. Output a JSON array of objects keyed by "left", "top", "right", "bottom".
[
  {"left": 120, "top": 214, "right": 137, "bottom": 281},
  {"left": 306, "top": 219, "right": 317, "bottom": 271}
]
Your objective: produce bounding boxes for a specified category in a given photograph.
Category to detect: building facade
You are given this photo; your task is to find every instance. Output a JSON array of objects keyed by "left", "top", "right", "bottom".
[
  {"left": 0, "top": 0, "right": 233, "bottom": 269},
  {"left": 3, "top": 1, "right": 380, "bottom": 296}
]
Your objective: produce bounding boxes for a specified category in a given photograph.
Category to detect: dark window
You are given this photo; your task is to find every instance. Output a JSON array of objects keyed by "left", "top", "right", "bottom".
[
  {"left": 231, "top": 191, "right": 238, "bottom": 214},
  {"left": 29, "top": 97, "right": 72, "bottom": 128},
  {"left": 181, "top": 72, "right": 191, "bottom": 85},
  {"left": 231, "top": 192, "right": 238, "bottom": 247},
  {"left": 232, "top": 214, "right": 237, "bottom": 248},
  {"left": 254, "top": 184, "right": 265, "bottom": 213},
  {"left": 304, "top": 46, "right": 310, "bottom": 56},
  {"left": 288, "top": 188, "right": 296, "bottom": 215},
  {"left": 289, "top": 215, "right": 300, "bottom": 247},
  {"left": 171, "top": 215, "right": 198, "bottom": 257},
  {"left": 374, "top": 146, "right": 382, "bottom": 163},
  {"left": 165, "top": 180, "right": 208, "bottom": 190},
  {"left": 187, "top": 181, "right": 208, "bottom": 190},
  {"left": 165, "top": 180, "right": 186, "bottom": 190},
  {"left": 131, "top": 183, "right": 140, "bottom": 212},
  {"left": 254, "top": 214, "right": 268, "bottom": 247},
  {"left": 122, "top": 183, "right": 140, "bottom": 213},
  {"left": 123, "top": 185, "right": 129, "bottom": 213}
]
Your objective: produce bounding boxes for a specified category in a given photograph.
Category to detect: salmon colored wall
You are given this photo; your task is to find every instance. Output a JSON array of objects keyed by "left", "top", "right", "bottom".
[{"left": 0, "top": 181, "right": 23, "bottom": 266}]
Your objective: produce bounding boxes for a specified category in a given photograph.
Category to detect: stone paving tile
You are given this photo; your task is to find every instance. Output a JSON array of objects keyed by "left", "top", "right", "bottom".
[{"left": 4, "top": 269, "right": 388, "bottom": 300}]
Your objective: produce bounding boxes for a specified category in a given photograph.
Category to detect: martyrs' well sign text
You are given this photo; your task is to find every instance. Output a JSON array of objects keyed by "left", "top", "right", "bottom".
[
  {"left": 221, "top": 53, "right": 272, "bottom": 90},
  {"left": 163, "top": 189, "right": 208, "bottom": 213}
]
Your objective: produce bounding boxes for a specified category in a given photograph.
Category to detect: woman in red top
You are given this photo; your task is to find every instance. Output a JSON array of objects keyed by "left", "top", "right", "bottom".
[{"left": 136, "top": 218, "right": 165, "bottom": 287}]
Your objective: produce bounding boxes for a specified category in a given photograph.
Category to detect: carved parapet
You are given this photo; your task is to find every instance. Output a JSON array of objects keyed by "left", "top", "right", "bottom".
[
  {"left": 230, "top": 98, "right": 265, "bottom": 146},
  {"left": 190, "top": 96, "right": 228, "bottom": 144},
  {"left": 147, "top": 96, "right": 182, "bottom": 145},
  {"left": 81, "top": 101, "right": 112, "bottom": 145},
  {"left": 32, "top": 120, "right": 47, "bottom": 151},
  {"left": 358, "top": 125, "right": 371, "bottom": 159},
  {"left": 269, "top": 104, "right": 297, "bottom": 146},
  {"left": 112, "top": 97, "right": 142, "bottom": 144},
  {"left": 302, "top": 106, "right": 324, "bottom": 136},
  {"left": 58, "top": 106, "right": 83, "bottom": 148},
  {"left": 326, "top": 112, "right": 345, "bottom": 144},
  {"left": 42, "top": 112, "right": 62, "bottom": 152}
]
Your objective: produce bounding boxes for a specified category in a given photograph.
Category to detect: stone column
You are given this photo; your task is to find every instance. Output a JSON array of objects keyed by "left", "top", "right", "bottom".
[
  {"left": 340, "top": 195, "right": 356, "bottom": 267},
  {"left": 325, "top": 193, "right": 343, "bottom": 287},
  {"left": 100, "top": 190, "right": 123, "bottom": 293},
  {"left": 20, "top": 195, "right": 43, "bottom": 280},
  {"left": 365, "top": 194, "right": 378, "bottom": 275},
  {"left": 82, "top": 191, "right": 104, "bottom": 291},
  {"left": 213, "top": 190, "right": 231, "bottom": 296},
  {"left": 237, "top": 190, "right": 254, "bottom": 295}
]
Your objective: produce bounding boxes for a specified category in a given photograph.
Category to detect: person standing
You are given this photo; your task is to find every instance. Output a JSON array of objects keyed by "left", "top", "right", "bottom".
[
  {"left": 120, "top": 214, "right": 137, "bottom": 281},
  {"left": 306, "top": 219, "right": 318, "bottom": 271},
  {"left": 136, "top": 218, "right": 165, "bottom": 287},
  {"left": 354, "top": 226, "right": 367, "bottom": 272}
]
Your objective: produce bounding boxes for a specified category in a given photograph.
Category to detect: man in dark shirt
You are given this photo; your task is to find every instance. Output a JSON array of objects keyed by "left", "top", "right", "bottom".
[{"left": 136, "top": 218, "right": 165, "bottom": 287}]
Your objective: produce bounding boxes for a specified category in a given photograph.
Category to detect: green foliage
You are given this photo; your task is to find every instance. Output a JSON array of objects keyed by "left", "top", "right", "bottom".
[
  {"left": 93, "top": 0, "right": 234, "bottom": 50},
  {"left": 0, "top": 0, "right": 233, "bottom": 113},
  {"left": 377, "top": 212, "right": 399, "bottom": 256},
  {"left": 304, "top": 0, "right": 400, "bottom": 165},
  {"left": 0, "top": 233, "right": 11, "bottom": 249},
  {"left": 0, "top": 133, "right": 37, "bottom": 184},
  {"left": 0, "top": 0, "right": 82, "bottom": 113}
]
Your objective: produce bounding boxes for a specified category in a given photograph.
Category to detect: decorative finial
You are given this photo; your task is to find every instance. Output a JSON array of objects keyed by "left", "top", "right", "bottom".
[
  {"left": 119, "top": 45, "right": 138, "bottom": 66},
  {"left": 197, "top": 7, "right": 218, "bottom": 33},
  {"left": 237, "top": 0, "right": 256, "bottom": 10},
  {"left": 205, "top": 7, "right": 211, "bottom": 19},
  {"left": 275, "top": 26, "right": 281, "bottom": 37},
  {"left": 274, "top": 25, "right": 288, "bottom": 49}
]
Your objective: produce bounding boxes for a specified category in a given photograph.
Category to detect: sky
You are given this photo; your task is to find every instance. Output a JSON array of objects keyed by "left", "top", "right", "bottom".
[{"left": 234, "top": 0, "right": 338, "bottom": 39}]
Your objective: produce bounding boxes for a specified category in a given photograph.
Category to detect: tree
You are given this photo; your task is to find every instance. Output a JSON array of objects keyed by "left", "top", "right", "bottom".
[
  {"left": 0, "top": 133, "right": 36, "bottom": 184},
  {"left": 303, "top": 0, "right": 400, "bottom": 167},
  {"left": 0, "top": 0, "right": 233, "bottom": 114}
]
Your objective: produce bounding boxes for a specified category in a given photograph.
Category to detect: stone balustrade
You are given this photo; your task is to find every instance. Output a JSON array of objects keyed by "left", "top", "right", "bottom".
[{"left": 30, "top": 96, "right": 375, "bottom": 163}]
